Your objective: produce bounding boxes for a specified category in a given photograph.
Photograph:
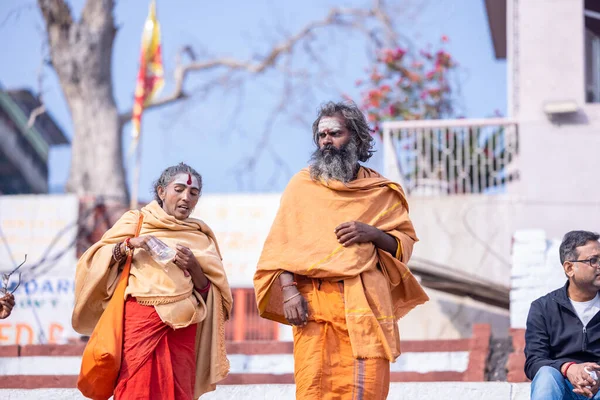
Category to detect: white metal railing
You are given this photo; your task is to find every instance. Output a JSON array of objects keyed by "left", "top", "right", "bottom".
[{"left": 383, "top": 118, "right": 519, "bottom": 196}]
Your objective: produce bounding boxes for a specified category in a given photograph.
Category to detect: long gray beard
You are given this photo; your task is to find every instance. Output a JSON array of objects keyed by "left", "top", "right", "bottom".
[{"left": 309, "top": 140, "right": 360, "bottom": 183}]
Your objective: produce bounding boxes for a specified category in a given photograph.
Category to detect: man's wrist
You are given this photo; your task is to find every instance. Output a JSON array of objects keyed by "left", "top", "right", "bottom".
[
  {"left": 373, "top": 226, "right": 385, "bottom": 241},
  {"left": 282, "top": 286, "right": 299, "bottom": 294},
  {"left": 562, "top": 361, "right": 577, "bottom": 377}
]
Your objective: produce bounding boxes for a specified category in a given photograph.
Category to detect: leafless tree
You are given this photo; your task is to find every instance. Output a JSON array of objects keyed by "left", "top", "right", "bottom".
[{"left": 36, "top": 0, "right": 416, "bottom": 202}]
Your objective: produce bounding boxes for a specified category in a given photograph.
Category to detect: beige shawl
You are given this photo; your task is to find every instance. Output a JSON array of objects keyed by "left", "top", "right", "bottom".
[{"left": 72, "top": 201, "right": 233, "bottom": 398}]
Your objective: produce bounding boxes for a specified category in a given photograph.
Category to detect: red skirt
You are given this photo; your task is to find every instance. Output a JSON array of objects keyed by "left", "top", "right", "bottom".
[{"left": 114, "top": 297, "right": 197, "bottom": 400}]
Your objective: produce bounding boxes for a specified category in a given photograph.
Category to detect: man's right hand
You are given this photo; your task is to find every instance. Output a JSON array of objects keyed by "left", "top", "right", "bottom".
[
  {"left": 565, "top": 362, "right": 600, "bottom": 398},
  {"left": 282, "top": 286, "right": 308, "bottom": 326},
  {"left": 0, "top": 293, "right": 15, "bottom": 319}
]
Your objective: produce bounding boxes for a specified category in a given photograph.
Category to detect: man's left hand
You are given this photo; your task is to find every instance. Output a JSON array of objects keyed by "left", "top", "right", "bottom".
[
  {"left": 568, "top": 363, "right": 600, "bottom": 398},
  {"left": 573, "top": 380, "right": 600, "bottom": 398},
  {"left": 335, "top": 221, "right": 379, "bottom": 247}
]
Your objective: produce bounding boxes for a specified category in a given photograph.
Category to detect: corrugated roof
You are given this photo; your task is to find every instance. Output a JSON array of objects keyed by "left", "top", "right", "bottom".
[{"left": 5, "top": 89, "right": 69, "bottom": 145}]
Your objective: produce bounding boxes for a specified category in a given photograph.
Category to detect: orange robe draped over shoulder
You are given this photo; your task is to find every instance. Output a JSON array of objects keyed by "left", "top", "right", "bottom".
[{"left": 254, "top": 167, "right": 429, "bottom": 361}]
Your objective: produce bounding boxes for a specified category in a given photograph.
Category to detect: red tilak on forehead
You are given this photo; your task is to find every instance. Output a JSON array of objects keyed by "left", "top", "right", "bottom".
[{"left": 187, "top": 173, "right": 192, "bottom": 185}]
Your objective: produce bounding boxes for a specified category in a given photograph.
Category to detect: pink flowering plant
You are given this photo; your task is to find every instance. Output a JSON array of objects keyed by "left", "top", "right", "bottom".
[
  {"left": 357, "top": 36, "right": 456, "bottom": 135},
  {"left": 355, "top": 37, "right": 517, "bottom": 194}
]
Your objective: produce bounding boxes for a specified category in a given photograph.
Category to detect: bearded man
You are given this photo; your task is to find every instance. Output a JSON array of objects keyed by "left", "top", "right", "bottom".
[{"left": 254, "top": 101, "right": 429, "bottom": 399}]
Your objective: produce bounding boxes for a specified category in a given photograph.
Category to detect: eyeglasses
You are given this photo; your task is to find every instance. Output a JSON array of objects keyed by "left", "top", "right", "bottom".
[
  {"left": 1, "top": 254, "right": 25, "bottom": 295},
  {"left": 569, "top": 256, "right": 600, "bottom": 268}
]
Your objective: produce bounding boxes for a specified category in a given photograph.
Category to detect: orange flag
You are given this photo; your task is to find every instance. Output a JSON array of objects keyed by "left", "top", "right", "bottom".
[{"left": 131, "top": 0, "right": 164, "bottom": 144}]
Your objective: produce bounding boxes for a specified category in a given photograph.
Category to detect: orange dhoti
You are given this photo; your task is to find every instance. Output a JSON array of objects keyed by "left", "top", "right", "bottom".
[
  {"left": 114, "top": 298, "right": 197, "bottom": 400},
  {"left": 293, "top": 278, "right": 390, "bottom": 400}
]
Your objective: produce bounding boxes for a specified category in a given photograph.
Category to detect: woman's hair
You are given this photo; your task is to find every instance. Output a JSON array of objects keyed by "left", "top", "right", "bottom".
[{"left": 152, "top": 163, "right": 203, "bottom": 207}]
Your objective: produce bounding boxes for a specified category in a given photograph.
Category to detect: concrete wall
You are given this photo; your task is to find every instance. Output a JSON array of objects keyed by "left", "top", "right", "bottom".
[
  {"left": 399, "top": 288, "right": 510, "bottom": 340},
  {"left": 510, "top": 230, "right": 566, "bottom": 329},
  {"left": 403, "top": 191, "right": 600, "bottom": 338},
  {"left": 388, "top": 0, "right": 600, "bottom": 340},
  {"left": 510, "top": 0, "right": 600, "bottom": 229},
  {"left": 402, "top": 190, "right": 600, "bottom": 339},
  {"left": 409, "top": 194, "right": 514, "bottom": 286},
  {"left": 400, "top": 194, "right": 514, "bottom": 339},
  {"left": 514, "top": 0, "right": 587, "bottom": 117}
]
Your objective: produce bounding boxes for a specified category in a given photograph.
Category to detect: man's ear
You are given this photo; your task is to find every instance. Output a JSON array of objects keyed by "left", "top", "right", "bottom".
[{"left": 564, "top": 261, "right": 575, "bottom": 278}]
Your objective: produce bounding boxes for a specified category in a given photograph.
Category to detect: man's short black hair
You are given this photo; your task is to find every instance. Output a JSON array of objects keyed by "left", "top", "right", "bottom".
[{"left": 559, "top": 230, "right": 600, "bottom": 264}]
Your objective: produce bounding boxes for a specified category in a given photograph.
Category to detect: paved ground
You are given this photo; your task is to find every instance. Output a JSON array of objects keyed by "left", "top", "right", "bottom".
[{"left": 1, "top": 382, "right": 532, "bottom": 399}]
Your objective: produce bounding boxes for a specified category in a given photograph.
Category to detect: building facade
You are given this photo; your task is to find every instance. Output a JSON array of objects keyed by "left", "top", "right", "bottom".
[{"left": 0, "top": 85, "right": 68, "bottom": 194}]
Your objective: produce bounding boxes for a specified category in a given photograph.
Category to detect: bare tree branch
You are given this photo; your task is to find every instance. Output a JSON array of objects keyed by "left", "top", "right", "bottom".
[
  {"left": 33, "top": 0, "right": 415, "bottom": 198},
  {"left": 372, "top": 0, "right": 398, "bottom": 46},
  {"left": 21, "top": 19, "right": 50, "bottom": 129},
  {"left": 37, "top": 0, "right": 74, "bottom": 83},
  {"left": 0, "top": 2, "right": 36, "bottom": 30},
  {"left": 27, "top": 40, "right": 49, "bottom": 129},
  {"left": 27, "top": 104, "right": 46, "bottom": 129},
  {"left": 118, "top": 2, "right": 400, "bottom": 127},
  {"left": 81, "top": 0, "right": 115, "bottom": 29},
  {"left": 37, "top": 0, "right": 73, "bottom": 46},
  {"left": 230, "top": 54, "right": 296, "bottom": 191}
]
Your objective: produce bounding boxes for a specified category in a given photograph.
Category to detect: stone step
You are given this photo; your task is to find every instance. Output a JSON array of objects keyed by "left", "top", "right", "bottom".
[{"left": 0, "top": 382, "right": 532, "bottom": 400}]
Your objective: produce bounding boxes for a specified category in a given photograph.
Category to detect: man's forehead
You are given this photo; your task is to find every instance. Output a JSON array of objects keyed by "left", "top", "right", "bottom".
[
  {"left": 578, "top": 240, "right": 600, "bottom": 254},
  {"left": 318, "top": 117, "right": 344, "bottom": 132},
  {"left": 171, "top": 173, "right": 200, "bottom": 189}
]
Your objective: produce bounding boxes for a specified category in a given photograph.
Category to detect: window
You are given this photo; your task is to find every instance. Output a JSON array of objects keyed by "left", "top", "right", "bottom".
[{"left": 585, "top": 1, "right": 600, "bottom": 102}]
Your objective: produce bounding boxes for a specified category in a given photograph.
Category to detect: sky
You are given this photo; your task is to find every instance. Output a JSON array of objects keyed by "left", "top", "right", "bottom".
[{"left": 0, "top": 0, "right": 506, "bottom": 200}]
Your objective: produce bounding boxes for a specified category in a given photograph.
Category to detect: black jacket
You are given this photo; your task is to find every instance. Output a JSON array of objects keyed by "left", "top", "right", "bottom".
[{"left": 525, "top": 282, "right": 600, "bottom": 380}]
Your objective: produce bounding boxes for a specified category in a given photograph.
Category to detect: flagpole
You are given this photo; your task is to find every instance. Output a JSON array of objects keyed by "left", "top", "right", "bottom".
[
  {"left": 129, "top": 0, "right": 163, "bottom": 210},
  {"left": 130, "top": 137, "right": 142, "bottom": 210}
]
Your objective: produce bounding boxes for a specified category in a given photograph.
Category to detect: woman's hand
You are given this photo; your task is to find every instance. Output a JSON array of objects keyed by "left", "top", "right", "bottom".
[
  {"left": 174, "top": 245, "right": 209, "bottom": 292},
  {"left": 173, "top": 245, "right": 200, "bottom": 277},
  {"left": 127, "top": 237, "right": 209, "bottom": 297},
  {"left": 128, "top": 235, "right": 158, "bottom": 252}
]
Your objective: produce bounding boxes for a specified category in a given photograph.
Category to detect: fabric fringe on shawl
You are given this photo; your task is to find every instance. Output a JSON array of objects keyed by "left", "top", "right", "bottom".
[{"left": 135, "top": 291, "right": 193, "bottom": 306}]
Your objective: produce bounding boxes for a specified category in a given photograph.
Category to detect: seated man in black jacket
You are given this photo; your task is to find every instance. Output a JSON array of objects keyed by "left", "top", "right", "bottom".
[{"left": 526, "top": 230, "right": 600, "bottom": 399}]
